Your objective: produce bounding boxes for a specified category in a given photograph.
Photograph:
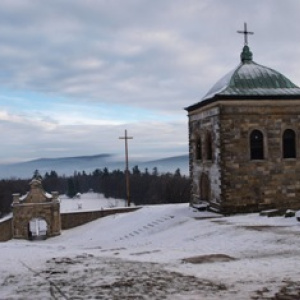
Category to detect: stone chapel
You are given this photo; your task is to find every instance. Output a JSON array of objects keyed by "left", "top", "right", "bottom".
[{"left": 186, "top": 26, "right": 300, "bottom": 213}]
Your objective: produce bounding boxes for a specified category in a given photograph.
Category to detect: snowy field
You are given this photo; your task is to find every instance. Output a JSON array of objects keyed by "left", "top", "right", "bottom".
[
  {"left": 59, "top": 192, "right": 128, "bottom": 213},
  {"left": 1, "top": 193, "right": 300, "bottom": 299}
]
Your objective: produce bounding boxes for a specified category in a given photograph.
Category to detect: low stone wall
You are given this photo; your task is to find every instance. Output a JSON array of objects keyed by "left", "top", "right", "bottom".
[
  {"left": 0, "top": 207, "right": 140, "bottom": 241},
  {"left": 61, "top": 207, "right": 140, "bottom": 230},
  {"left": 0, "top": 217, "right": 13, "bottom": 242}
]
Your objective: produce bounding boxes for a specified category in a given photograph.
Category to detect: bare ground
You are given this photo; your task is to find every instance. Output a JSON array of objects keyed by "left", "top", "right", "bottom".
[
  {"left": 1, "top": 254, "right": 228, "bottom": 300},
  {"left": 1, "top": 253, "right": 300, "bottom": 300}
]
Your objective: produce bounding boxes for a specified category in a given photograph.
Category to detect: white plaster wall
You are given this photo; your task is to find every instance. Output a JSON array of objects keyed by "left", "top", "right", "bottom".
[{"left": 189, "top": 106, "right": 221, "bottom": 205}]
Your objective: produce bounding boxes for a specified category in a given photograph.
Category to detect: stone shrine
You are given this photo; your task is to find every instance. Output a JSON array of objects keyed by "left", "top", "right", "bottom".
[{"left": 12, "top": 178, "right": 61, "bottom": 239}]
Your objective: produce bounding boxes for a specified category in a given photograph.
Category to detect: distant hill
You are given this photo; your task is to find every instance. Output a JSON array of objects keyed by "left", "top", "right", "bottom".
[
  {"left": 0, "top": 154, "right": 189, "bottom": 179},
  {"left": 140, "top": 155, "right": 189, "bottom": 175}
]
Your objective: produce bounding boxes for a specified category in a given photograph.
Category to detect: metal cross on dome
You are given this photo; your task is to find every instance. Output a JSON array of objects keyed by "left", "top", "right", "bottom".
[{"left": 237, "top": 22, "right": 254, "bottom": 46}]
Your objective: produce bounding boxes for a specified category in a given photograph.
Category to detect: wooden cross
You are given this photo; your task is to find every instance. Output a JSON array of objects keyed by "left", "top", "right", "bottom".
[
  {"left": 119, "top": 130, "right": 133, "bottom": 207},
  {"left": 237, "top": 22, "right": 254, "bottom": 46}
]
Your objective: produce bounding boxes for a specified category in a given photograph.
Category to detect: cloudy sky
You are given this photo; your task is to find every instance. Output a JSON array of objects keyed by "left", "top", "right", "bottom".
[{"left": 1, "top": 0, "right": 300, "bottom": 163}]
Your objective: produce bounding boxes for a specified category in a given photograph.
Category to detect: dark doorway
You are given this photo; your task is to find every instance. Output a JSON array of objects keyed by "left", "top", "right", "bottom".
[{"left": 200, "top": 173, "right": 210, "bottom": 201}]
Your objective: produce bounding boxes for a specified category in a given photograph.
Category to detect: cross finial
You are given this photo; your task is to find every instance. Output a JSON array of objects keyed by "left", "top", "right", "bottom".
[{"left": 237, "top": 22, "right": 254, "bottom": 46}]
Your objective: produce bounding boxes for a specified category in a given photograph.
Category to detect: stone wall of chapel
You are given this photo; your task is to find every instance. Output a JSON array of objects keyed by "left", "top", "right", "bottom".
[
  {"left": 220, "top": 103, "right": 300, "bottom": 213},
  {"left": 188, "top": 106, "right": 221, "bottom": 206}
]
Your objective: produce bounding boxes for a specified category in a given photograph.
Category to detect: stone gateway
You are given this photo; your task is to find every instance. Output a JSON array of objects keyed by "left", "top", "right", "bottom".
[
  {"left": 12, "top": 178, "right": 61, "bottom": 239},
  {"left": 186, "top": 29, "right": 300, "bottom": 213}
]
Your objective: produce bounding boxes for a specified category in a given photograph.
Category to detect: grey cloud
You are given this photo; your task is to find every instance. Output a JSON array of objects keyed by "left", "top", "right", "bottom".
[
  {"left": 1, "top": 1, "right": 299, "bottom": 95},
  {"left": 0, "top": 112, "right": 187, "bottom": 162},
  {"left": 4, "top": 0, "right": 300, "bottom": 112},
  {"left": 0, "top": 0, "right": 300, "bottom": 162}
]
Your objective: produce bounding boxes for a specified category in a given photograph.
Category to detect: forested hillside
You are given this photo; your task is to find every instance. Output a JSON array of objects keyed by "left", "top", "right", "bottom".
[{"left": 0, "top": 167, "right": 190, "bottom": 216}]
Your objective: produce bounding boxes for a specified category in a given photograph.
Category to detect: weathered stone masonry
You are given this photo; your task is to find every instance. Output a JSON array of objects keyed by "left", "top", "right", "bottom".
[
  {"left": 188, "top": 100, "right": 300, "bottom": 213},
  {"left": 12, "top": 179, "right": 61, "bottom": 239},
  {"left": 189, "top": 106, "right": 221, "bottom": 208},
  {"left": 220, "top": 101, "right": 300, "bottom": 213},
  {"left": 0, "top": 217, "right": 13, "bottom": 241}
]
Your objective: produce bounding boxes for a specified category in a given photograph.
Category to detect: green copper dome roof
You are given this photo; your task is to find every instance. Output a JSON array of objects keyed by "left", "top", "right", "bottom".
[
  {"left": 203, "top": 45, "right": 300, "bottom": 100},
  {"left": 186, "top": 45, "right": 300, "bottom": 111}
]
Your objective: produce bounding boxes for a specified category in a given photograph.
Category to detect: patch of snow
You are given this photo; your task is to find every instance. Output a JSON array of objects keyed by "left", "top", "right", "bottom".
[
  {"left": 1, "top": 197, "right": 300, "bottom": 299},
  {"left": 45, "top": 192, "right": 52, "bottom": 199},
  {"left": 0, "top": 213, "right": 12, "bottom": 223},
  {"left": 19, "top": 193, "right": 28, "bottom": 202},
  {"left": 59, "top": 192, "right": 127, "bottom": 212}
]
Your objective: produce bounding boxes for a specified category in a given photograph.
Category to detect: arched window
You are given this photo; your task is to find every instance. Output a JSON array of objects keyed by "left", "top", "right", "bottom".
[
  {"left": 283, "top": 129, "right": 296, "bottom": 158},
  {"left": 196, "top": 137, "right": 202, "bottom": 160},
  {"left": 250, "top": 130, "right": 264, "bottom": 160},
  {"left": 206, "top": 132, "right": 213, "bottom": 160}
]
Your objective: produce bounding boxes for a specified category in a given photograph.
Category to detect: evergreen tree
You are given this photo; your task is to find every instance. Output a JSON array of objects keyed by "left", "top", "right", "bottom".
[
  {"left": 67, "top": 178, "right": 77, "bottom": 198},
  {"left": 33, "top": 170, "right": 42, "bottom": 180}
]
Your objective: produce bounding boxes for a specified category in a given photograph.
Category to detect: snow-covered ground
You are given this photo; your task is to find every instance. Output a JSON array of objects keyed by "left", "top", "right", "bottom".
[
  {"left": 59, "top": 192, "right": 127, "bottom": 212},
  {"left": 1, "top": 193, "right": 300, "bottom": 299}
]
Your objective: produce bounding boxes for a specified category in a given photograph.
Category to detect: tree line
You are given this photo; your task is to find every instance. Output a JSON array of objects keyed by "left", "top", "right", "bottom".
[{"left": 0, "top": 167, "right": 190, "bottom": 217}]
